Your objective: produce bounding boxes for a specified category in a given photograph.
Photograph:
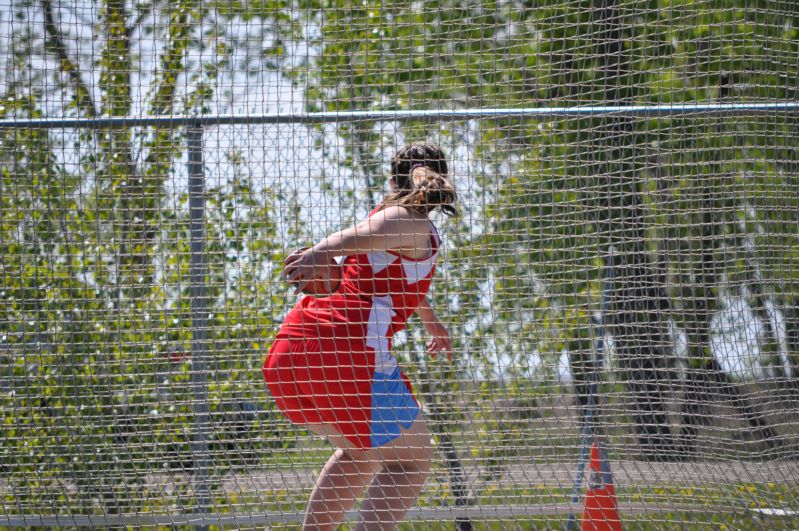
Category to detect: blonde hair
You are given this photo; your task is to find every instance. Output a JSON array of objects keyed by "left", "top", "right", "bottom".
[{"left": 383, "top": 142, "right": 457, "bottom": 217}]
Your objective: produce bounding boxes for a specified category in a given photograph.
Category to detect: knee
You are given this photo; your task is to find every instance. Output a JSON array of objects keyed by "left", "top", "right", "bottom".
[{"left": 303, "top": 506, "right": 338, "bottom": 530}]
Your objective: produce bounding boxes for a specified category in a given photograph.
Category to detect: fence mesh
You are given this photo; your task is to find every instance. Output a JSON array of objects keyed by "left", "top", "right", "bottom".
[{"left": 2, "top": 0, "right": 799, "bottom": 528}]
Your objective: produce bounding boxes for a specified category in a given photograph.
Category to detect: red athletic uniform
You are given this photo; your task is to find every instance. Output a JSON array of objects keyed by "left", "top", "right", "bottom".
[{"left": 263, "top": 216, "right": 440, "bottom": 449}]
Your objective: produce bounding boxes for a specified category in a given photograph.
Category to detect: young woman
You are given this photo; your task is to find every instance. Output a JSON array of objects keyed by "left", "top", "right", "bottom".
[{"left": 263, "top": 142, "right": 457, "bottom": 530}]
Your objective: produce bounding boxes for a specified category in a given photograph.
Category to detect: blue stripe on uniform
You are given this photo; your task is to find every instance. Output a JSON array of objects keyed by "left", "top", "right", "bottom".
[{"left": 369, "top": 368, "right": 420, "bottom": 448}]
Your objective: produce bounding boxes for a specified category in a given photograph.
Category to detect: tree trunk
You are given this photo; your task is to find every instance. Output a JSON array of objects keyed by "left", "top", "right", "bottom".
[
  {"left": 603, "top": 215, "right": 679, "bottom": 460},
  {"left": 590, "top": 0, "right": 678, "bottom": 459},
  {"left": 677, "top": 76, "right": 780, "bottom": 457},
  {"left": 782, "top": 303, "right": 799, "bottom": 381}
]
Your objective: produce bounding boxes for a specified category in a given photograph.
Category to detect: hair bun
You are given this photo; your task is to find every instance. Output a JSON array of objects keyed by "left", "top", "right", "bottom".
[
  {"left": 387, "top": 142, "right": 457, "bottom": 217},
  {"left": 411, "top": 165, "right": 439, "bottom": 185}
]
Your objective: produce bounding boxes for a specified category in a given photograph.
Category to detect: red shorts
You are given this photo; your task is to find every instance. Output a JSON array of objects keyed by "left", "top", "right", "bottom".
[{"left": 263, "top": 335, "right": 419, "bottom": 450}]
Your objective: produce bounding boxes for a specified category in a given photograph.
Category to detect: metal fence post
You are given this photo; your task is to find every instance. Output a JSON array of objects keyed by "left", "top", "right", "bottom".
[{"left": 187, "top": 122, "right": 211, "bottom": 528}]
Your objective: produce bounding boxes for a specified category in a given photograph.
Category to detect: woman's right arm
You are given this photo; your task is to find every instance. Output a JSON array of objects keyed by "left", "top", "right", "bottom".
[
  {"left": 311, "top": 206, "right": 427, "bottom": 258},
  {"left": 284, "top": 206, "right": 428, "bottom": 290}
]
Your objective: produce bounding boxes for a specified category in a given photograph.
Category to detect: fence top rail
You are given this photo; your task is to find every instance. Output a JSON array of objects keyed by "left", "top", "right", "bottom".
[{"left": 0, "top": 103, "right": 797, "bottom": 129}]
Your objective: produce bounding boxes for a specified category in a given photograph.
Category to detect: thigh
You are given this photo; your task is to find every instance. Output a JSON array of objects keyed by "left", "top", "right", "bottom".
[
  {"left": 371, "top": 416, "right": 434, "bottom": 466},
  {"left": 322, "top": 416, "right": 434, "bottom": 473}
]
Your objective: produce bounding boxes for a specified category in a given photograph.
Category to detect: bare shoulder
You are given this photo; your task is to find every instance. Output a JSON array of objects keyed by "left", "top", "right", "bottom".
[
  {"left": 374, "top": 205, "right": 414, "bottom": 220},
  {"left": 373, "top": 205, "right": 430, "bottom": 232}
]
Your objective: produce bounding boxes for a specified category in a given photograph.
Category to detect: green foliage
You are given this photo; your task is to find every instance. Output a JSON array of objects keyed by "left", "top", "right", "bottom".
[
  {"left": 2, "top": 0, "right": 798, "bottom": 518},
  {"left": 279, "top": 0, "right": 799, "bottom": 463},
  {"left": 0, "top": 1, "right": 299, "bottom": 514},
  {"left": 286, "top": 0, "right": 799, "bottom": 381}
]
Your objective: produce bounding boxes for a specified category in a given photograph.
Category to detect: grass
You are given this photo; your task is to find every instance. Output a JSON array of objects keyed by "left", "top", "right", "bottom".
[
  {"left": 210, "top": 481, "right": 799, "bottom": 530},
  {"left": 3, "top": 475, "right": 796, "bottom": 530}
]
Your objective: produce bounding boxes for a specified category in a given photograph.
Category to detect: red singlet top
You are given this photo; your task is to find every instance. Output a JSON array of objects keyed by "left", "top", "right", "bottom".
[{"left": 276, "top": 214, "right": 441, "bottom": 373}]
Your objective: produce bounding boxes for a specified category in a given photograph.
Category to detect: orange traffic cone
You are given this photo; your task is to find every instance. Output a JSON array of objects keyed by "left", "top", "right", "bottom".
[{"left": 581, "top": 442, "right": 621, "bottom": 531}]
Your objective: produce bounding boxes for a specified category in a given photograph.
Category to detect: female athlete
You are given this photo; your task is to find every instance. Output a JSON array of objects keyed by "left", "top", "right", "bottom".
[{"left": 263, "top": 142, "right": 457, "bottom": 530}]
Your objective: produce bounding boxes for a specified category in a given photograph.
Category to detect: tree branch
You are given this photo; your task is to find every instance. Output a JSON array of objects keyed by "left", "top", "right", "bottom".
[
  {"left": 126, "top": 3, "right": 152, "bottom": 39},
  {"left": 41, "top": 0, "right": 97, "bottom": 117},
  {"left": 148, "top": 4, "right": 191, "bottom": 117}
]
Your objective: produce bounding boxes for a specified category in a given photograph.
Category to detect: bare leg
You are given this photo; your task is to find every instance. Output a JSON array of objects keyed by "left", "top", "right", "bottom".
[
  {"left": 355, "top": 418, "right": 433, "bottom": 531},
  {"left": 303, "top": 446, "right": 381, "bottom": 531},
  {"left": 355, "top": 462, "right": 430, "bottom": 531}
]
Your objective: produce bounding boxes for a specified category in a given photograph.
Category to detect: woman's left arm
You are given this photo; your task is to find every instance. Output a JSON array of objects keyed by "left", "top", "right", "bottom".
[{"left": 416, "top": 296, "right": 453, "bottom": 360}]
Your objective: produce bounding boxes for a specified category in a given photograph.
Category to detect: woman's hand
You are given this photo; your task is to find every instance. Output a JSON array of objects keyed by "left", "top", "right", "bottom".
[
  {"left": 422, "top": 317, "right": 453, "bottom": 361},
  {"left": 284, "top": 247, "right": 335, "bottom": 295},
  {"left": 416, "top": 296, "right": 452, "bottom": 360}
]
